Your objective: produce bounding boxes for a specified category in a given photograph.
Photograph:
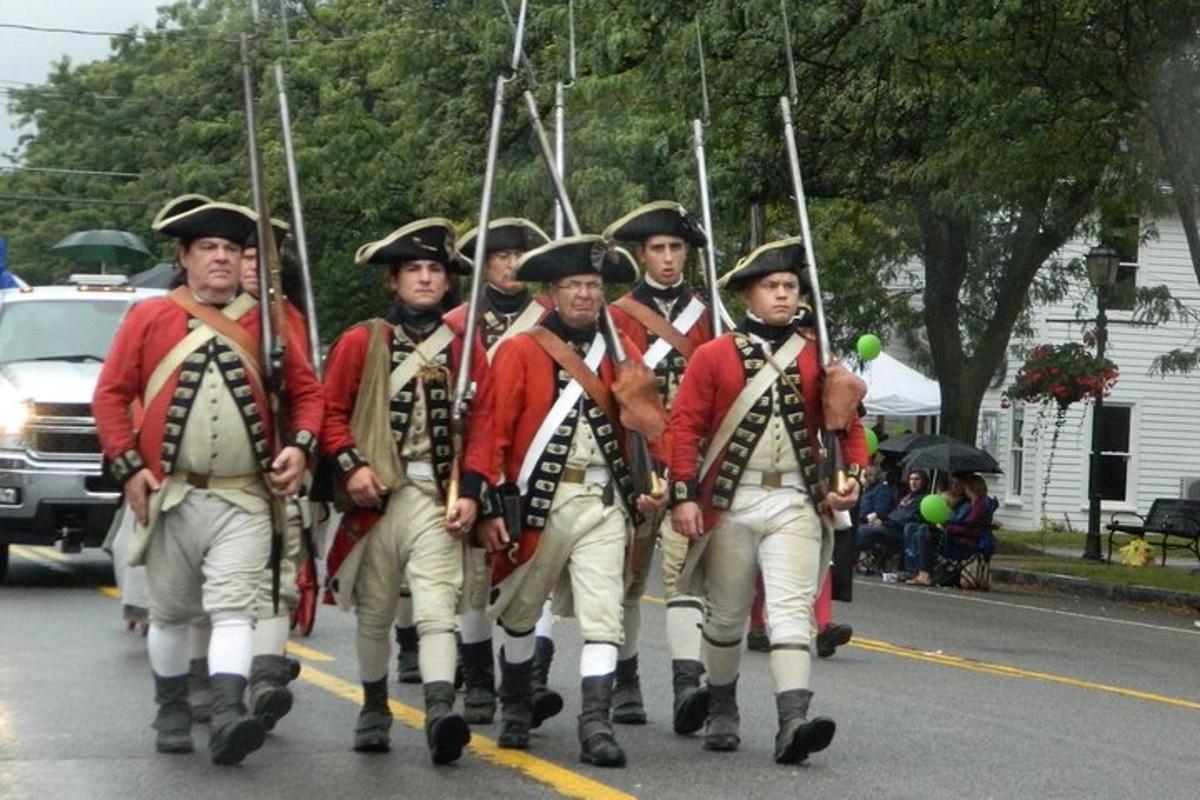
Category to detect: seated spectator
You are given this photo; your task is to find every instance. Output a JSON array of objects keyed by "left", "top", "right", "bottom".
[
  {"left": 856, "top": 469, "right": 928, "bottom": 566},
  {"left": 906, "top": 474, "right": 993, "bottom": 586},
  {"left": 858, "top": 466, "right": 897, "bottom": 523}
]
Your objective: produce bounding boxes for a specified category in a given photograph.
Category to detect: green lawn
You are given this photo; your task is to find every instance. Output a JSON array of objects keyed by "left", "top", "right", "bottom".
[{"left": 991, "top": 530, "right": 1200, "bottom": 594}]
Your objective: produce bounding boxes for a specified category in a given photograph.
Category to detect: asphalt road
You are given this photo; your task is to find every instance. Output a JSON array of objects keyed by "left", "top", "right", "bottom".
[{"left": 2, "top": 544, "right": 1198, "bottom": 800}]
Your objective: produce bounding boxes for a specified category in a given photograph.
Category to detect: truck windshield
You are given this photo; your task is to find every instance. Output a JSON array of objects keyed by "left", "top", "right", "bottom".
[{"left": 0, "top": 299, "right": 131, "bottom": 364}]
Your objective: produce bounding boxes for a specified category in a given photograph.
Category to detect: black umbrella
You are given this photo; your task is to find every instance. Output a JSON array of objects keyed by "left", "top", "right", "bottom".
[
  {"left": 51, "top": 229, "right": 152, "bottom": 270},
  {"left": 903, "top": 441, "right": 1003, "bottom": 475},
  {"left": 877, "top": 433, "right": 960, "bottom": 457}
]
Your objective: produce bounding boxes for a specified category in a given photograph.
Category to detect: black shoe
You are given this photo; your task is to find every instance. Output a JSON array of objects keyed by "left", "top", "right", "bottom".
[
  {"left": 497, "top": 656, "right": 533, "bottom": 750},
  {"left": 394, "top": 625, "right": 421, "bottom": 684},
  {"left": 578, "top": 674, "right": 626, "bottom": 768},
  {"left": 248, "top": 654, "right": 295, "bottom": 732},
  {"left": 611, "top": 655, "right": 646, "bottom": 725},
  {"left": 703, "top": 678, "right": 740, "bottom": 752},
  {"left": 460, "top": 640, "right": 497, "bottom": 725},
  {"left": 353, "top": 678, "right": 393, "bottom": 753},
  {"left": 152, "top": 673, "right": 194, "bottom": 754},
  {"left": 816, "top": 624, "right": 853, "bottom": 659},
  {"left": 530, "top": 636, "right": 563, "bottom": 729},
  {"left": 424, "top": 681, "right": 471, "bottom": 764},
  {"left": 773, "top": 688, "right": 835, "bottom": 764},
  {"left": 671, "top": 659, "right": 709, "bottom": 736},
  {"left": 746, "top": 628, "right": 770, "bottom": 653},
  {"left": 187, "top": 658, "right": 212, "bottom": 724},
  {"left": 208, "top": 674, "right": 266, "bottom": 765}
]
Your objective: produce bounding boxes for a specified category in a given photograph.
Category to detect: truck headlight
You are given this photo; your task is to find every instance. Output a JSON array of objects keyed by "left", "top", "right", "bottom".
[{"left": 0, "top": 394, "right": 30, "bottom": 449}]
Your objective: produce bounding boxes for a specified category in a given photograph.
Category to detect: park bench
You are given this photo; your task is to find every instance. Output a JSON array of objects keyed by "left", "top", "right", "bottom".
[{"left": 1105, "top": 498, "right": 1200, "bottom": 566}]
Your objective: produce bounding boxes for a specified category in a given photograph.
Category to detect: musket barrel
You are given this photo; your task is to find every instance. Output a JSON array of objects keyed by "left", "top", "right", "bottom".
[
  {"left": 692, "top": 118, "right": 724, "bottom": 336},
  {"left": 779, "top": 95, "right": 833, "bottom": 367},
  {"left": 523, "top": 89, "right": 581, "bottom": 236},
  {"left": 553, "top": 81, "right": 566, "bottom": 240},
  {"left": 274, "top": 63, "right": 322, "bottom": 376}
]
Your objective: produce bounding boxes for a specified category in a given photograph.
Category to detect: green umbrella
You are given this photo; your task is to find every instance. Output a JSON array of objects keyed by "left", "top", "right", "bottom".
[{"left": 51, "top": 229, "right": 152, "bottom": 272}]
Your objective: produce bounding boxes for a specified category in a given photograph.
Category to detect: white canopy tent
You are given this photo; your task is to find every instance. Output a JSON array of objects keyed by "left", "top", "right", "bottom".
[{"left": 854, "top": 352, "right": 941, "bottom": 416}]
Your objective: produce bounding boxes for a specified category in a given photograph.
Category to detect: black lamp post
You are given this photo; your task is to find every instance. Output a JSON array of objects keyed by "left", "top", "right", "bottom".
[{"left": 1084, "top": 244, "right": 1120, "bottom": 561}]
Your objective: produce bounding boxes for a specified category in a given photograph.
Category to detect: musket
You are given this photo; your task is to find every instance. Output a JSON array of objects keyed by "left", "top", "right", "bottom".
[
  {"left": 239, "top": 33, "right": 291, "bottom": 613},
  {"left": 778, "top": 1, "right": 852, "bottom": 529},
  {"left": 445, "top": 0, "right": 531, "bottom": 525},
  {"left": 690, "top": 19, "right": 735, "bottom": 335},
  {"left": 520, "top": 82, "right": 666, "bottom": 499},
  {"left": 552, "top": 0, "right": 577, "bottom": 239},
  {"left": 269, "top": 0, "right": 322, "bottom": 633}
]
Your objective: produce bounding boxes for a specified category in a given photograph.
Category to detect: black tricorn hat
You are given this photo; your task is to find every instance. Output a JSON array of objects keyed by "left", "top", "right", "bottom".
[
  {"left": 153, "top": 200, "right": 259, "bottom": 245},
  {"left": 603, "top": 200, "right": 708, "bottom": 248},
  {"left": 456, "top": 217, "right": 551, "bottom": 261},
  {"left": 514, "top": 234, "right": 639, "bottom": 284},
  {"left": 151, "top": 193, "right": 213, "bottom": 228},
  {"left": 354, "top": 218, "right": 469, "bottom": 274},
  {"left": 719, "top": 237, "right": 810, "bottom": 291},
  {"left": 245, "top": 217, "right": 291, "bottom": 250}
]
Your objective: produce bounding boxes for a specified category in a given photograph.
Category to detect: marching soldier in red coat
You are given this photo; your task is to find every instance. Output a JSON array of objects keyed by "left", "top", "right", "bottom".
[
  {"left": 443, "top": 217, "right": 562, "bottom": 727},
  {"left": 93, "top": 199, "right": 324, "bottom": 765},
  {"left": 320, "top": 219, "right": 489, "bottom": 764},
  {"left": 473, "top": 235, "right": 666, "bottom": 767},
  {"left": 603, "top": 200, "right": 713, "bottom": 731},
  {"left": 669, "top": 238, "right": 867, "bottom": 764}
]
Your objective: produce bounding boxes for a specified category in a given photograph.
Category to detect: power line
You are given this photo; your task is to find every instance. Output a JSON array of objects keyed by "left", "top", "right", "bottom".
[
  {"left": 0, "top": 192, "right": 156, "bottom": 207},
  {"left": 0, "top": 165, "right": 142, "bottom": 178},
  {"left": 0, "top": 20, "right": 360, "bottom": 46}
]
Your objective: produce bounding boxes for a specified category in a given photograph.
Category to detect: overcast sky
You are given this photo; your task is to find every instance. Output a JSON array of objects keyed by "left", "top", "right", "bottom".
[{"left": 0, "top": 1, "right": 164, "bottom": 158}]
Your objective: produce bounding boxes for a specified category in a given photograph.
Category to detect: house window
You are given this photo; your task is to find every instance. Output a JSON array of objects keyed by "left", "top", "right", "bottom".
[
  {"left": 1009, "top": 406, "right": 1024, "bottom": 497},
  {"left": 1100, "top": 215, "right": 1138, "bottom": 311},
  {"left": 980, "top": 412, "right": 999, "bottom": 456},
  {"left": 1095, "top": 404, "right": 1133, "bottom": 503}
]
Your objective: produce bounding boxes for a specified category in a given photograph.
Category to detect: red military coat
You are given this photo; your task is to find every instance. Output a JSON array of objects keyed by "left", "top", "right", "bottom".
[
  {"left": 319, "top": 320, "right": 492, "bottom": 594},
  {"left": 319, "top": 320, "right": 492, "bottom": 483},
  {"left": 607, "top": 292, "right": 712, "bottom": 361},
  {"left": 608, "top": 290, "right": 711, "bottom": 460},
  {"left": 442, "top": 292, "right": 552, "bottom": 352},
  {"left": 93, "top": 295, "right": 324, "bottom": 482},
  {"left": 474, "top": 326, "right": 666, "bottom": 582},
  {"left": 668, "top": 332, "right": 868, "bottom": 531}
]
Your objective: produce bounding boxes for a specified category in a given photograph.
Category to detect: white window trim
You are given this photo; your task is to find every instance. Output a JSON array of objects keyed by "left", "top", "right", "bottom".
[
  {"left": 1079, "top": 401, "right": 1138, "bottom": 513},
  {"left": 1006, "top": 405, "right": 1025, "bottom": 507}
]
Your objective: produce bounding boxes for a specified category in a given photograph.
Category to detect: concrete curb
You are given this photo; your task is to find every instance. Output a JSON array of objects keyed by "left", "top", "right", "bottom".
[{"left": 991, "top": 567, "right": 1200, "bottom": 611}]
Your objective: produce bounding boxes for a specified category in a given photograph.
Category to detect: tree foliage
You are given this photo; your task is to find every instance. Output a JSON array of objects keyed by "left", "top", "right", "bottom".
[{"left": 1, "top": 0, "right": 1195, "bottom": 441}]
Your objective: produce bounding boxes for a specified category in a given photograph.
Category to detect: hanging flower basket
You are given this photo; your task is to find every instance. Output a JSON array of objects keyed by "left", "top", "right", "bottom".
[{"left": 1005, "top": 342, "right": 1119, "bottom": 409}]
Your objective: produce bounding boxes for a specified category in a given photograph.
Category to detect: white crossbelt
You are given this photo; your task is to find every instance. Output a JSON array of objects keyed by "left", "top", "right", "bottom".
[
  {"left": 516, "top": 332, "right": 607, "bottom": 494},
  {"left": 641, "top": 296, "right": 706, "bottom": 370},
  {"left": 739, "top": 469, "right": 805, "bottom": 489}
]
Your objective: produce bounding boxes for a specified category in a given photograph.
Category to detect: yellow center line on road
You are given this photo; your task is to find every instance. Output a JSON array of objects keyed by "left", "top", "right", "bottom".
[
  {"left": 284, "top": 641, "right": 335, "bottom": 663},
  {"left": 9, "top": 544, "right": 72, "bottom": 569},
  {"left": 297, "top": 662, "right": 635, "bottom": 800},
  {"left": 849, "top": 636, "right": 1200, "bottom": 711},
  {"left": 85, "top": 589, "right": 633, "bottom": 800},
  {"left": 641, "top": 593, "right": 1200, "bottom": 712}
]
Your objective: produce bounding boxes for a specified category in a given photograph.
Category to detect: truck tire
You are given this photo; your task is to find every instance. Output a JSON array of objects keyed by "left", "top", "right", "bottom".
[{"left": 0, "top": 543, "right": 8, "bottom": 583}]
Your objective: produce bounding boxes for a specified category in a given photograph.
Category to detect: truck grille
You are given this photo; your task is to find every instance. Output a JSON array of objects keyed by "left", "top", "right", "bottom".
[
  {"left": 30, "top": 430, "right": 103, "bottom": 455},
  {"left": 32, "top": 402, "right": 93, "bottom": 418}
]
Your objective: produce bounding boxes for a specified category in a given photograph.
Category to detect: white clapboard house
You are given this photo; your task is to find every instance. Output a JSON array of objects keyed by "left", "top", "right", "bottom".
[{"left": 974, "top": 211, "right": 1200, "bottom": 531}]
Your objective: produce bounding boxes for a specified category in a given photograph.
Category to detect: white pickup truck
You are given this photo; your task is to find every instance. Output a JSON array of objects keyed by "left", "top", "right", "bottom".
[{"left": 0, "top": 277, "right": 165, "bottom": 581}]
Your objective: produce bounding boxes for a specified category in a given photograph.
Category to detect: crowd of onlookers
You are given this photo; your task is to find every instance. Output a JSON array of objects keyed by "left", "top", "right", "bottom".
[{"left": 853, "top": 453, "right": 998, "bottom": 588}]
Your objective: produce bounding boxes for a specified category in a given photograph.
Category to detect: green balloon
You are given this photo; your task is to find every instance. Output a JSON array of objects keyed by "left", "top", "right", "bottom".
[
  {"left": 857, "top": 333, "right": 883, "bottom": 361},
  {"left": 865, "top": 428, "right": 879, "bottom": 456},
  {"left": 920, "top": 494, "right": 952, "bottom": 526}
]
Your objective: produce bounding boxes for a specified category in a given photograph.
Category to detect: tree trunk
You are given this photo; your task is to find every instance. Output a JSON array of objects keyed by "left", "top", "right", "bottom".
[{"left": 915, "top": 186, "right": 1097, "bottom": 445}]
